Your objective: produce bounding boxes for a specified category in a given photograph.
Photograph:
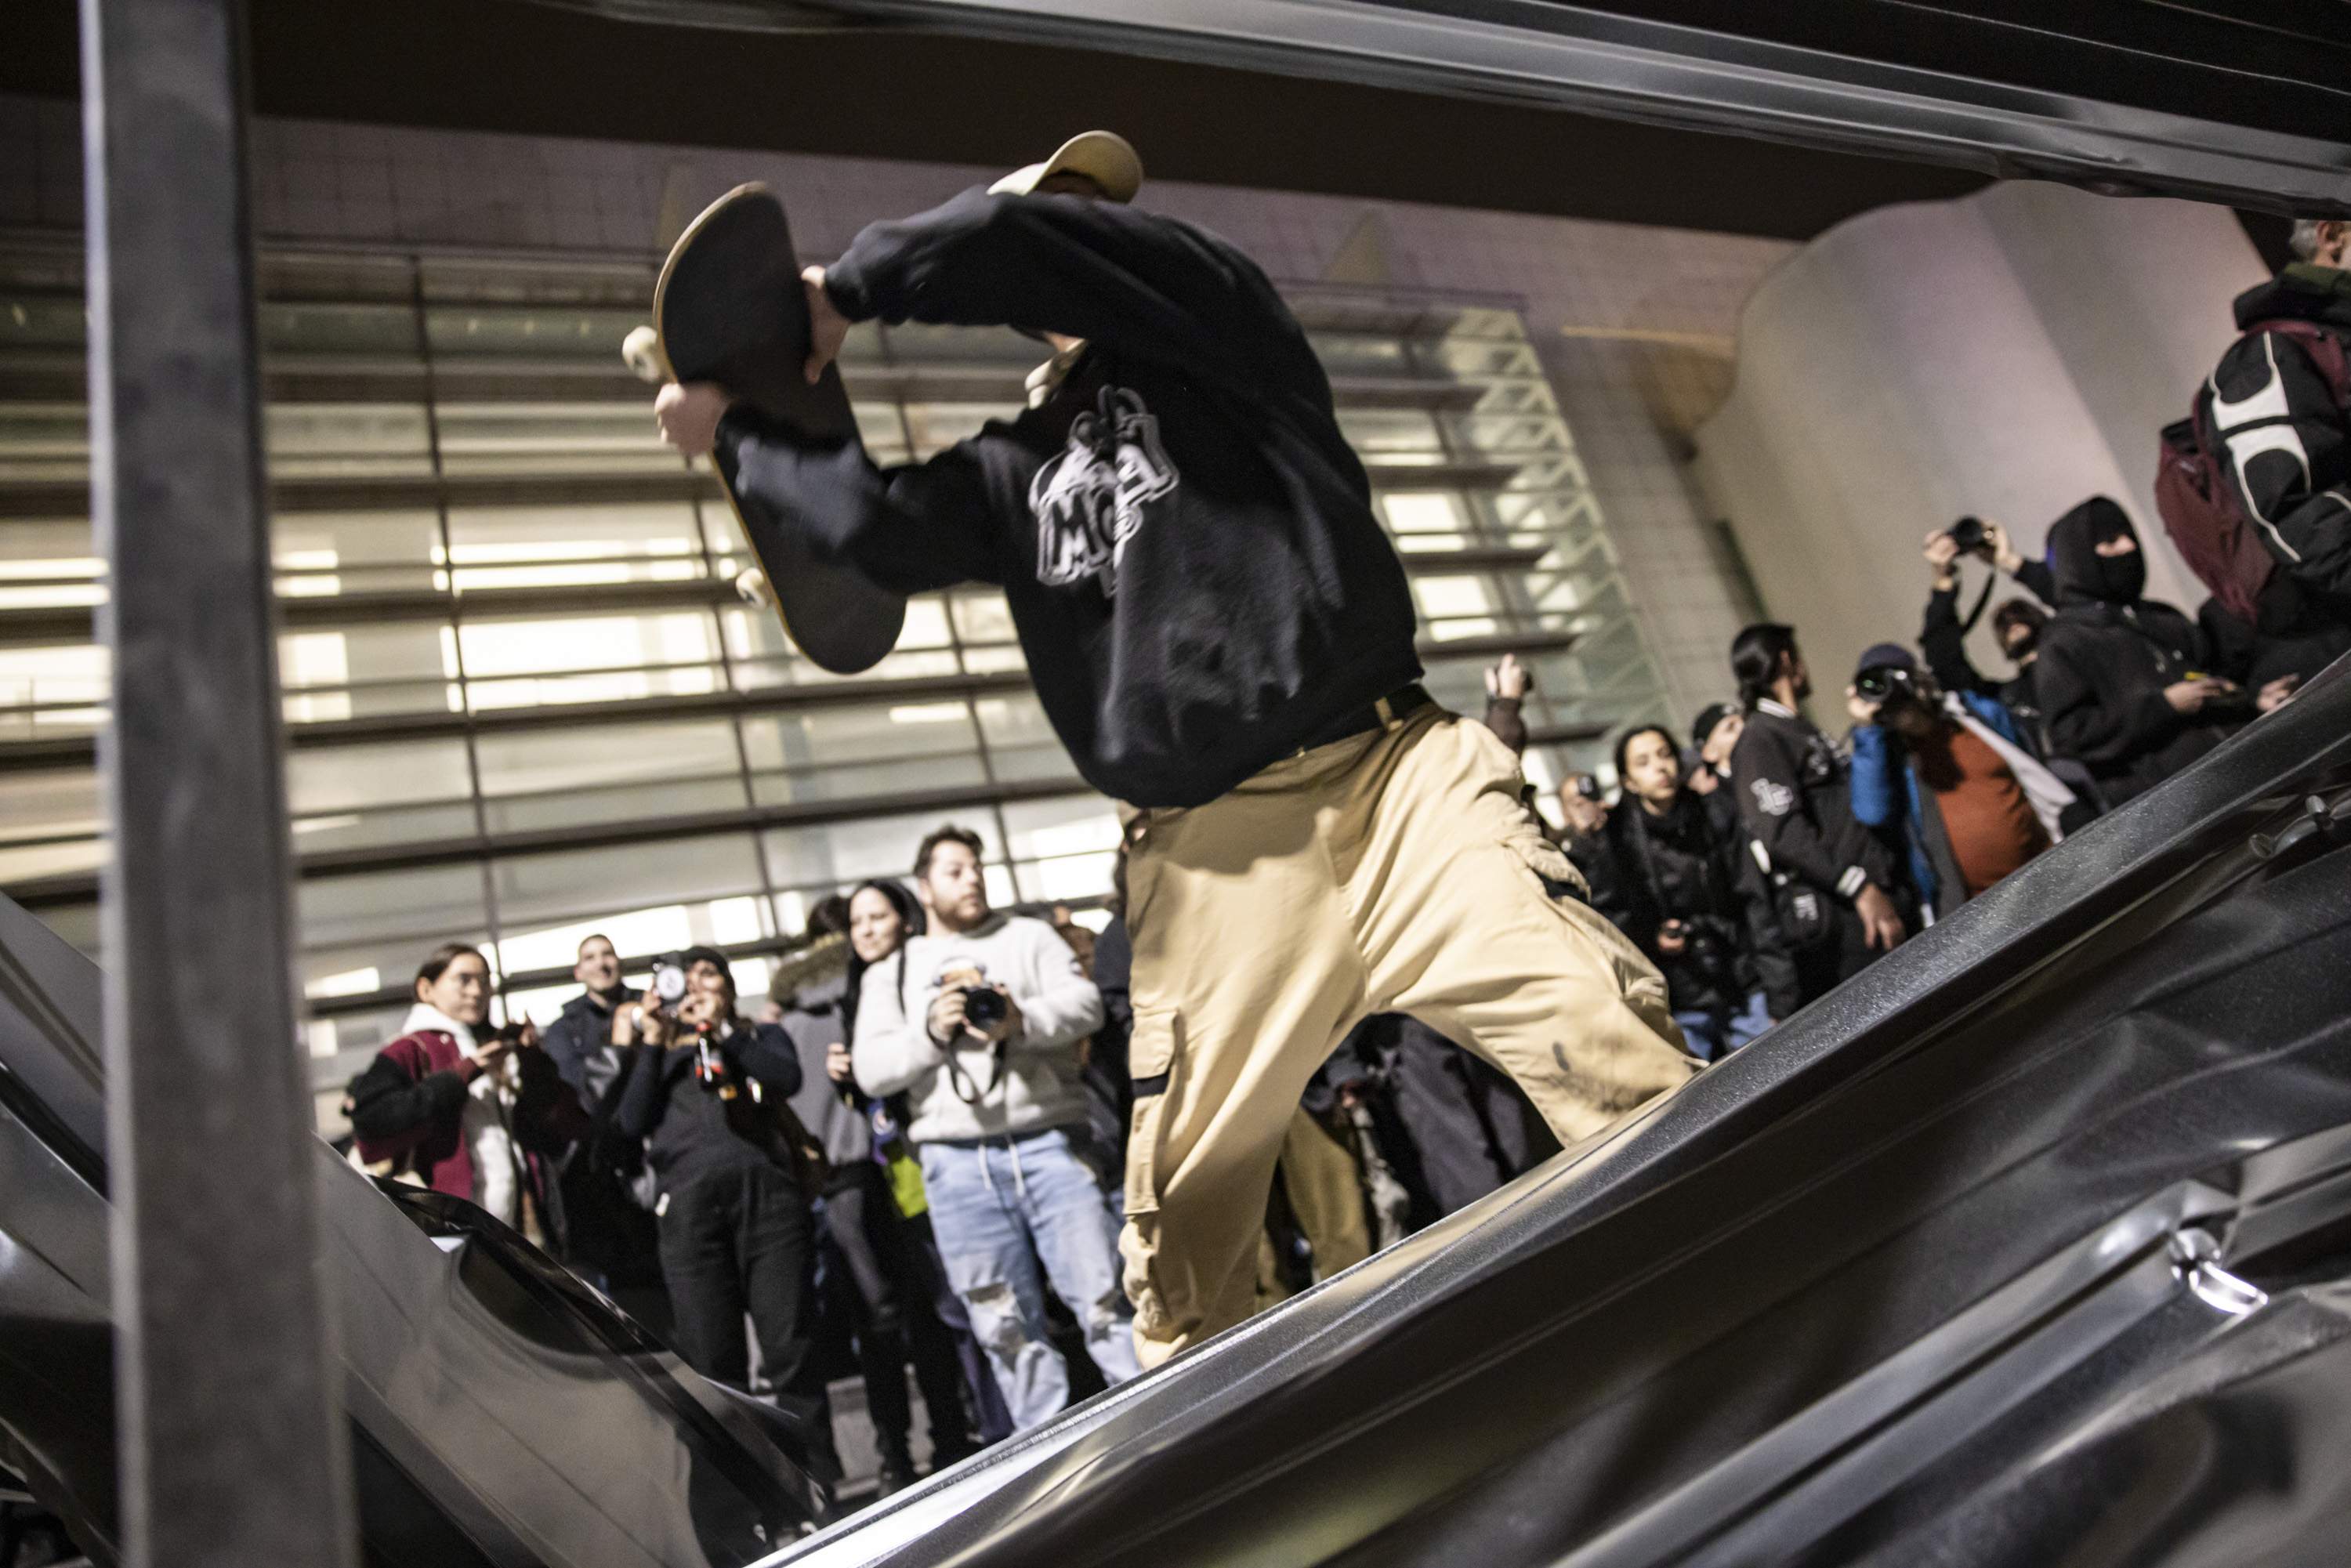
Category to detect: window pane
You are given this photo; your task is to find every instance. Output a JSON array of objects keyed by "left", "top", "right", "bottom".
[
  {"left": 437, "top": 403, "right": 677, "bottom": 476},
  {"left": 457, "top": 610, "right": 719, "bottom": 679},
  {"left": 762, "top": 810, "right": 990, "bottom": 893},
  {"left": 0, "top": 516, "right": 100, "bottom": 609},
  {"left": 273, "top": 509, "right": 444, "bottom": 595},
  {"left": 1336, "top": 409, "right": 1443, "bottom": 453},
  {"left": 741, "top": 702, "right": 978, "bottom": 773},
  {"left": 444, "top": 502, "right": 707, "bottom": 588},
  {"left": 263, "top": 404, "right": 432, "bottom": 478},
  {"left": 491, "top": 833, "right": 770, "bottom": 930},
  {"left": 299, "top": 865, "right": 488, "bottom": 952},
  {"left": 476, "top": 717, "right": 741, "bottom": 797},
  {"left": 289, "top": 738, "right": 473, "bottom": 813}
]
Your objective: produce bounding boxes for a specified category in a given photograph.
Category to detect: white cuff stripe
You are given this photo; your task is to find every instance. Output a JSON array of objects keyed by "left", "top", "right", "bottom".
[{"left": 1836, "top": 866, "right": 1867, "bottom": 900}]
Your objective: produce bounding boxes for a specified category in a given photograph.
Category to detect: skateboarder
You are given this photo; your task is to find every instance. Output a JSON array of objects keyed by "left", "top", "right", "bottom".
[{"left": 654, "top": 131, "right": 1696, "bottom": 1366}]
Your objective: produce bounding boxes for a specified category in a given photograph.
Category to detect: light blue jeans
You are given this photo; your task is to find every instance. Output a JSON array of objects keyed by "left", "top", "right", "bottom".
[
  {"left": 1674, "top": 990, "right": 1776, "bottom": 1064},
  {"left": 919, "top": 1127, "right": 1141, "bottom": 1431}
]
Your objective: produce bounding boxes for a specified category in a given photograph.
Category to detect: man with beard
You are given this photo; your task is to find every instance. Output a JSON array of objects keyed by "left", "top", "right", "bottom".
[
  {"left": 2033, "top": 498, "right": 2296, "bottom": 809},
  {"left": 541, "top": 933, "right": 661, "bottom": 1307},
  {"left": 1728, "top": 623, "right": 1908, "bottom": 1002}
]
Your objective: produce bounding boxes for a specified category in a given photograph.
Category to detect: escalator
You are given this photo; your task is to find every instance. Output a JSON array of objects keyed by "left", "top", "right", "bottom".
[{"left": 5, "top": 665, "right": 2349, "bottom": 1566}]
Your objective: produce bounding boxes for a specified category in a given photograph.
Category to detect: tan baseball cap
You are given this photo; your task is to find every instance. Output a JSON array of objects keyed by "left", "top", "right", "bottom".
[{"left": 988, "top": 131, "right": 1144, "bottom": 203}]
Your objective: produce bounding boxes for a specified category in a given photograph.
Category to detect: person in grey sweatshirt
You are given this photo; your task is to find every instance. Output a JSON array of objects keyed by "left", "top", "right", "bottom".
[{"left": 851, "top": 824, "right": 1136, "bottom": 1429}]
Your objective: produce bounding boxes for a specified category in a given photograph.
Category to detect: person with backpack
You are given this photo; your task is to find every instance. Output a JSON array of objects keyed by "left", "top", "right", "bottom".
[
  {"left": 2033, "top": 498, "right": 2295, "bottom": 809},
  {"left": 2157, "top": 215, "right": 2351, "bottom": 683}
]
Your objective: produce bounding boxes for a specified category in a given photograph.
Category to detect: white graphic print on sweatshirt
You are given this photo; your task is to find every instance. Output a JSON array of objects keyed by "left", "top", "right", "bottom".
[{"left": 1029, "top": 385, "right": 1179, "bottom": 594}]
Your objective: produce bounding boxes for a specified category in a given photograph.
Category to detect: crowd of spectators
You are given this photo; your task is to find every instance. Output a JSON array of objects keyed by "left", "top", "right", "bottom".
[{"left": 332, "top": 215, "right": 2349, "bottom": 1509}]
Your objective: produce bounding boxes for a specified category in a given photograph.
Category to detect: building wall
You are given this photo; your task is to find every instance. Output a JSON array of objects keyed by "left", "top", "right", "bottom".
[
  {"left": 1693, "top": 181, "right": 2268, "bottom": 700},
  {"left": 0, "top": 91, "right": 1793, "bottom": 719}
]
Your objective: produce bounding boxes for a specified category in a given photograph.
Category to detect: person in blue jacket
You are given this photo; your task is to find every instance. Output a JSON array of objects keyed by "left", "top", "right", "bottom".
[{"left": 1845, "top": 644, "right": 2074, "bottom": 923}]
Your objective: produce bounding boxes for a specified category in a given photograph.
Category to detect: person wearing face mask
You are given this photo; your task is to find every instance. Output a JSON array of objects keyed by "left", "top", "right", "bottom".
[
  {"left": 2034, "top": 497, "right": 2298, "bottom": 809},
  {"left": 346, "top": 943, "right": 581, "bottom": 1250},
  {"left": 1578, "top": 726, "right": 1800, "bottom": 1062}
]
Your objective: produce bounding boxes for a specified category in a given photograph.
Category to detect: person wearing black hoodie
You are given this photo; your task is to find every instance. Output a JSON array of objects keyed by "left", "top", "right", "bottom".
[
  {"left": 2033, "top": 497, "right": 2295, "bottom": 809},
  {"left": 652, "top": 131, "right": 1692, "bottom": 1367},
  {"left": 613, "top": 947, "right": 837, "bottom": 1481},
  {"left": 2197, "top": 219, "right": 2351, "bottom": 624},
  {"left": 1580, "top": 725, "right": 1802, "bottom": 1060}
]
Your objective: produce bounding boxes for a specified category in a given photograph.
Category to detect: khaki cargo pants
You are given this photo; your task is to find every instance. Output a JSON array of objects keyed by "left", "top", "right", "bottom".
[{"left": 1118, "top": 704, "right": 1697, "bottom": 1367}]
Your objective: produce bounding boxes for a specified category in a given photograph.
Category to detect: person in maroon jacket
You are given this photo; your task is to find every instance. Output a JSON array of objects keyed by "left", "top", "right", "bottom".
[{"left": 345, "top": 942, "right": 583, "bottom": 1249}]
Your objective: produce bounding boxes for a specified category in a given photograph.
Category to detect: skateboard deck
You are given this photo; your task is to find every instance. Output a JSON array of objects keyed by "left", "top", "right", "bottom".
[{"left": 630, "top": 183, "right": 907, "bottom": 675}]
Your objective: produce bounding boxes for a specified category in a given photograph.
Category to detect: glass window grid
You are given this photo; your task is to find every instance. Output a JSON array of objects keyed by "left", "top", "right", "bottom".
[{"left": 2, "top": 248, "right": 1677, "bottom": 1085}]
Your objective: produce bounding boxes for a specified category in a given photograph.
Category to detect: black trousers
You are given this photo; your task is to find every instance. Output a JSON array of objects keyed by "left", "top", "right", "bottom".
[
  {"left": 1793, "top": 898, "right": 1889, "bottom": 1006},
  {"left": 659, "top": 1162, "right": 837, "bottom": 1478},
  {"left": 820, "top": 1162, "right": 978, "bottom": 1466},
  {"left": 1380, "top": 1019, "right": 1559, "bottom": 1223}
]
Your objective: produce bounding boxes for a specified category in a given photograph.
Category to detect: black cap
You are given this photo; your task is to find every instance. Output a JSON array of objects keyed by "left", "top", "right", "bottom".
[
  {"left": 1691, "top": 701, "right": 1737, "bottom": 751},
  {"left": 676, "top": 945, "right": 734, "bottom": 990},
  {"left": 1853, "top": 643, "right": 1917, "bottom": 681}
]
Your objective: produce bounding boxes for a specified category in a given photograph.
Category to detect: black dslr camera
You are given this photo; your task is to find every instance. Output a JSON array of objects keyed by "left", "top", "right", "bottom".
[
  {"left": 962, "top": 986, "right": 1009, "bottom": 1031},
  {"left": 1853, "top": 664, "right": 1918, "bottom": 704},
  {"left": 1946, "top": 516, "right": 1989, "bottom": 554}
]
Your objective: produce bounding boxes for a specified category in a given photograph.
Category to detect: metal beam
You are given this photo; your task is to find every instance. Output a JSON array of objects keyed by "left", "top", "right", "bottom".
[
  {"left": 534, "top": 0, "right": 2351, "bottom": 213},
  {"left": 78, "top": 0, "right": 357, "bottom": 1561}
]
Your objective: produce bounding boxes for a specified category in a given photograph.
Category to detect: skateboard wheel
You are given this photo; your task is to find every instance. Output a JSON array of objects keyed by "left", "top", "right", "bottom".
[
  {"left": 621, "top": 324, "right": 664, "bottom": 383},
  {"left": 734, "top": 567, "right": 778, "bottom": 610}
]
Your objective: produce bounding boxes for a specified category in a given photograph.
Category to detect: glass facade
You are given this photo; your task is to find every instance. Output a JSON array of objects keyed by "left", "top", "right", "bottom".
[{"left": 0, "top": 239, "right": 1675, "bottom": 1126}]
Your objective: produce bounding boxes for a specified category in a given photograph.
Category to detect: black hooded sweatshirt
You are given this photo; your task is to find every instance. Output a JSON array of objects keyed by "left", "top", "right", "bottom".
[
  {"left": 2197, "top": 264, "right": 2351, "bottom": 607},
  {"left": 715, "top": 186, "right": 1422, "bottom": 809},
  {"left": 2033, "top": 498, "right": 2241, "bottom": 807}
]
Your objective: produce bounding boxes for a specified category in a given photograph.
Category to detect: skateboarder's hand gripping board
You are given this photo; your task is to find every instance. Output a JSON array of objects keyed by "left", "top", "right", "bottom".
[
  {"left": 629, "top": 183, "right": 904, "bottom": 674},
  {"left": 650, "top": 267, "right": 848, "bottom": 452}
]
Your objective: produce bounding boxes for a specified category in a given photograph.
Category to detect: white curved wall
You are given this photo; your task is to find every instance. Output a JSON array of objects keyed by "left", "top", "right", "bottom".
[{"left": 1694, "top": 182, "right": 2267, "bottom": 699}]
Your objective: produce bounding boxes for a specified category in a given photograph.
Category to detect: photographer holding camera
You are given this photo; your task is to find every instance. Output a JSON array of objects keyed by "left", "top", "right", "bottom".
[
  {"left": 1846, "top": 646, "right": 2074, "bottom": 921},
  {"left": 1917, "top": 517, "right": 2058, "bottom": 751},
  {"left": 850, "top": 825, "right": 1135, "bottom": 1432},
  {"left": 613, "top": 946, "right": 839, "bottom": 1481},
  {"left": 346, "top": 942, "right": 581, "bottom": 1250},
  {"left": 1577, "top": 726, "right": 1800, "bottom": 1061}
]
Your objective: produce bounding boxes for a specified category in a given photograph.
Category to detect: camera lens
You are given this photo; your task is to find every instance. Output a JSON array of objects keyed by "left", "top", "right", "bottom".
[{"left": 962, "top": 986, "right": 1009, "bottom": 1030}]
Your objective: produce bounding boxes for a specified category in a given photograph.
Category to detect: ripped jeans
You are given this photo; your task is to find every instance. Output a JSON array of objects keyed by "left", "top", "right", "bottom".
[{"left": 918, "top": 1126, "right": 1141, "bottom": 1430}]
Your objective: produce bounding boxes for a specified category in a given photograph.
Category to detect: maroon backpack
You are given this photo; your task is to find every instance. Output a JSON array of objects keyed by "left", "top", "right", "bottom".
[{"left": 2156, "top": 317, "right": 2351, "bottom": 624}]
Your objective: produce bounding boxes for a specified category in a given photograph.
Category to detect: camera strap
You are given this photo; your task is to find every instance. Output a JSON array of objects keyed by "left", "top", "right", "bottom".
[
  {"left": 1957, "top": 568, "right": 1998, "bottom": 635},
  {"left": 941, "top": 1038, "right": 1008, "bottom": 1106}
]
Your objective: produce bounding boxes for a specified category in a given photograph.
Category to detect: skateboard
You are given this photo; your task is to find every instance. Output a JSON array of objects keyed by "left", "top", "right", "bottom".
[{"left": 626, "top": 183, "right": 907, "bottom": 675}]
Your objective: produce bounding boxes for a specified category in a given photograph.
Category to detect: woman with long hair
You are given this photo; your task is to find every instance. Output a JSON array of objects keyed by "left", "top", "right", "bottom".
[{"left": 834, "top": 877, "right": 1016, "bottom": 1448}]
